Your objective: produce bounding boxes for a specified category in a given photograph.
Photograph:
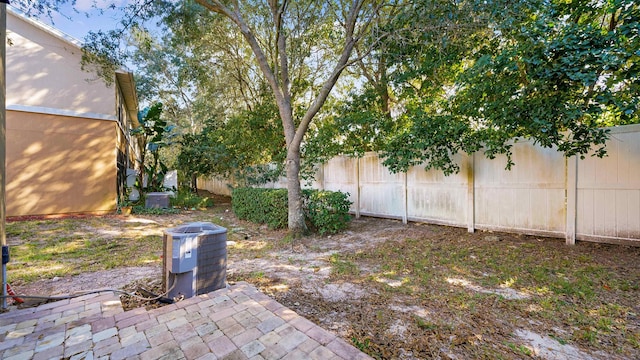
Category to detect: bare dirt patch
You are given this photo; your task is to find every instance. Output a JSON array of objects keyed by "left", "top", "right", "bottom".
[
  {"left": 5, "top": 193, "right": 639, "bottom": 359},
  {"left": 13, "top": 266, "right": 161, "bottom": 297}
]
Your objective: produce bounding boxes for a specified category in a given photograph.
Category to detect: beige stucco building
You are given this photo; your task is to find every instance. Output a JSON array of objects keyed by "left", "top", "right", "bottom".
[{"left": 6, "top": 7, "right": 140, "bottom": 217}]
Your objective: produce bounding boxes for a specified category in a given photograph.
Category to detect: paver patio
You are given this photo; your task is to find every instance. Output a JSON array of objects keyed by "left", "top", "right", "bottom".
[{"left": 0, "top": 282, "right": 371, "bottom": 360}]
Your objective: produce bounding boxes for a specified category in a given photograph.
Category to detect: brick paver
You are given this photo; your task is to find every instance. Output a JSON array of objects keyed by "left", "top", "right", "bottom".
[{"left": 0, "top": 282, "right": 371, "bottom": 359}]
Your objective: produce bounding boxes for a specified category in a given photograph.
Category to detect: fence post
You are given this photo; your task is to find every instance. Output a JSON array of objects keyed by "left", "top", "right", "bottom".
[
  {"left": 467, "top": 153, "right": 475, "bottom": 233},
  {"left": 566, "top": 156, "right": 578, "bottom": 245},
  {"left": 355, "top": 156, "right": 361, "bottom": 219},
  {"left": 318, "top": 162, "right": 325, "bottom": 190},
  {"left": 403, "top": 171, "right": 408, "bottom": 224}
]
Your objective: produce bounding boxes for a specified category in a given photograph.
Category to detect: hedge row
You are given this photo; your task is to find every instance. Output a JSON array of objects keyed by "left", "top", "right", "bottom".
[
  {"left": 231, "top": 187, "right": 352, "bottom": 235},
  {"left": 232, "top": 188, "right": 289, "bottom": 230}
]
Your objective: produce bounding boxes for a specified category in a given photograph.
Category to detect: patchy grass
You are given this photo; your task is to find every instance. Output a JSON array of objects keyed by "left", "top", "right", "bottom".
[
  {"left": 6, "top": 217, "right": 164, "bottom": 284},
  {"left": 227, "top": 238, "right": 274, "bottom": 259},
  {"left": 323, "top": 235, "right": 640, "bottom": 359},
  {"left": 329, "top": 253, "right": 359, "bottom": 277},
  {"left": 505, "top": 341, "right": 534, "bottom": 357}
]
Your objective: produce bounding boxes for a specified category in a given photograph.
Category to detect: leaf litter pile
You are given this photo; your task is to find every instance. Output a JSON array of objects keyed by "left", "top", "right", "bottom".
[{"left": 5, "top": 195, "right": 639, "bottom": 359}]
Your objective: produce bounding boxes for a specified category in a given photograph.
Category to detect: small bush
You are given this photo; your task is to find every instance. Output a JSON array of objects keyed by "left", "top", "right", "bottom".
[
  {"left": 231, "top": 187, "right": 352, "bottom": 234},
  {"left": 303, "top": 189, "right": 352, "bottom": 235},
  {"left": 232, "top": 188, "right": 288, "bottom": 229}
]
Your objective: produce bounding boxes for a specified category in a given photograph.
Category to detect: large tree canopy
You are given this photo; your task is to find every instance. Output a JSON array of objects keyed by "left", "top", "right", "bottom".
[
  {"left": 183, "top": 0, "right": 383, "bottom": 235},
  {"left": 306, "top": 0, "right": 640, "bottom": 175}
]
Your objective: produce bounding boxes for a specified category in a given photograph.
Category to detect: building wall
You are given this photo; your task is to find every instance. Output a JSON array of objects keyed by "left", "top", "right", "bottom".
[
  {"left": 115, "top": 80, "right": 139, "bottom": 202},
  {"left": 6, "top": 112, "right": 117, "bottom": 216},
  {"left": 6, "top": 10, "right": 114, "bottom": 116},
  {"left": 5, "top": 9, "right": 124, "bottom": 216}
]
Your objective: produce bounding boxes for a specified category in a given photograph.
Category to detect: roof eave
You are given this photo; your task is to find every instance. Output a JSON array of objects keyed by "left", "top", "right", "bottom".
[
  {"left": 7, "top": 6, "right": 83, "bottom": 49},
  {"left": 115, "top": 70, "right": 140, "bottom": 129}
]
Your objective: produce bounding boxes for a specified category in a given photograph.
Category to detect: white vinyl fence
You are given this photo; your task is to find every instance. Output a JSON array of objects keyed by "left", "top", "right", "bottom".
[
  {"left": 199, "top": 124, "right": 640, "bottom": 246},
  {"left": 197, "top": 176, "right": 233, "bottom": 196}
]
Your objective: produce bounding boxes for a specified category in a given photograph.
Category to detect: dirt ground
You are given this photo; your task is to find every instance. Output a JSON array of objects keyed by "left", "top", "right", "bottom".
[{"left": 7, "top": 193, "right": 640, "bottom": 359}]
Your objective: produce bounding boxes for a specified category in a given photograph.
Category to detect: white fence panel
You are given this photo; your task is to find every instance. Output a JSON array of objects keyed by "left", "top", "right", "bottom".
[
  {"left": 197, "top": 176, "right": 232, "bottom": 196},
  {"left": 406, "top": 154, "right": 469, "bottom": 227},
  {"left": 262, "top": 177, "right": 288, "bottom": 189},
  {"left": 358, "top": 153, "right": 405, "bottom": 219},
  {"left": 576, "top": 124, "right": 640, "bottom": 243},
  {"left": 199, "top": 124, "right": 640, "bottom": 245},
  {"left": 322, "top": 155, "right": 359, "bottom": 213},
  {"left": 474, "top": 141, "right": 566, "bottom": 237}
]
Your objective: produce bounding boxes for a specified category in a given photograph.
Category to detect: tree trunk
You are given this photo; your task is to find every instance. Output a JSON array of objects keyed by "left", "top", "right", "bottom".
[
  {"left": 286, "top": 148, "right": 307, "bottom": 237},
  {"left": 191, "top": 173, "right": 198, "bottom": 193}
]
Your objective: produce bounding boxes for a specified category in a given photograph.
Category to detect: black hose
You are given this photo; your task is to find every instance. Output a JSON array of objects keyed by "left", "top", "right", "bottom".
[
  {"left": 0, "top": 288, "right": 133, "bottom": 300},
  {"left": 2, "top": 274, "right": 178, "bottom": 303},
  {"left": 136, "top": 287, "right": 174, "bottom": 304}
]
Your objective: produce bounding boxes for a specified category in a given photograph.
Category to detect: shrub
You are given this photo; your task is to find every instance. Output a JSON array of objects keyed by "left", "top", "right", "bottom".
[
  {"left": 232, "top": 188, "right": 288, "bottom": 229},
  {"left": 303, "top": 189, "right": 352, "bottom": 235},
  {"left": 231, "top": 187, "right": 352, "bottom": 234}
]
